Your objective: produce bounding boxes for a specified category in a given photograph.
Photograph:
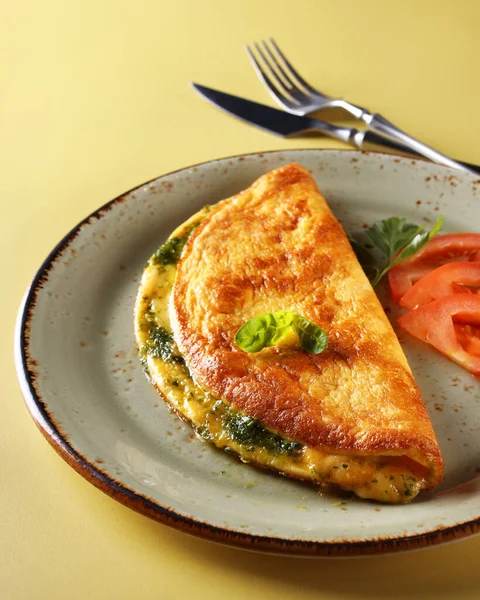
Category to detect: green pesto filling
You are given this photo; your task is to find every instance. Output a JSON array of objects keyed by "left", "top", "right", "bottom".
[
  {"left": 152, "top": 223, "right": 200, "bottom": 266},
  {"left": 153, "top": 237, "right": 187, "bottom": 266},
  {"left": 141, "top": 313, "right": 185, "bottom": 366},
  {"left": 400, "top": 473, "right": 418, "bottom": 497},
  {"left": 221, "top": 405, "right": 303, "bottom": 457}
]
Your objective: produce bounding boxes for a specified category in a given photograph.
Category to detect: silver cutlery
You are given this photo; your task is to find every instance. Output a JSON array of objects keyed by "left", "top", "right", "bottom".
[
  {"left": 245, "top": 39, "right": 477, "bottom": 176},
  {"left": 191, "top": 83, "right": 480, "bottom": 174}
]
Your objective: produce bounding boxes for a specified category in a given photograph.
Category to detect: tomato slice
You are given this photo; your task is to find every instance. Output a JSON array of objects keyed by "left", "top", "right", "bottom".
[
  {"left": 454, "top": 325, "right": 480, "bottom": 356},
  {"left": 388, "top": 233, "right": 480, "bottom": 302},
  {"left": 399, "top": 262, "right": 480, "bottom": 309},
  {"left": 397, "top": 294, "right": 480, "bottom": 377}
]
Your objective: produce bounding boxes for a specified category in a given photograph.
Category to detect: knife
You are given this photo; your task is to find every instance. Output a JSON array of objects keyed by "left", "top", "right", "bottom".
[{"left": 192, "top": 83, "right": 480, "bottom": 175}]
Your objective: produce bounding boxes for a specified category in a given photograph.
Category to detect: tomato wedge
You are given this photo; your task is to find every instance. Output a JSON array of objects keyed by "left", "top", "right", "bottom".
[
  {"left": 397, "top": 294, "right": 480, "bottom": 377},
  {"left": 399, "top": 262, "right": 480, "bottom": 309},
  {"left": 388, "top": 233, "right": 480, "bottom": 302},
  {"left": 455, "top": 324, "right": 480, "bottom": 356}
]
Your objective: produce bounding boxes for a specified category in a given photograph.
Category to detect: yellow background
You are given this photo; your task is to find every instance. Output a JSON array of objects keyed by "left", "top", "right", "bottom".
[{"left": 2, "top": 1, "right": 479, "bottom": 598}]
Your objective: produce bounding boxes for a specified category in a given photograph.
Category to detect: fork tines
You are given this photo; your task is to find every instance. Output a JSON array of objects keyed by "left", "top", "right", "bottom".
[{"left": 245, "top": 39, "right": 324, "bottom": 112}]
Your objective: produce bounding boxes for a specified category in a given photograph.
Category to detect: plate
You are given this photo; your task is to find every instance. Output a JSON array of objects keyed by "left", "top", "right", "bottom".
[{"left": 15, "top": 149, "right": 480, "bottom": 556}]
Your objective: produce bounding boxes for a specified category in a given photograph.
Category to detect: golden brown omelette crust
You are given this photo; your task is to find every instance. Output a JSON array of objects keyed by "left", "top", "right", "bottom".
[{"left": 172, "top": 164, "right": 444, "bottom": 487}]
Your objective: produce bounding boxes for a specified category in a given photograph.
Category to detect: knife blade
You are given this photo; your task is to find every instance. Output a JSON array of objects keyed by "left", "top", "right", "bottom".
[{"left": 192, "top": 83, "right": 480, "bottom": 175}]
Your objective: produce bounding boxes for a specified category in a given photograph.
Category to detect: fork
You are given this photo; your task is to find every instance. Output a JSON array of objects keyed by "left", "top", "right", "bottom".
[{"left": 245, "top": 39, "right": 477, "bottom": 176}]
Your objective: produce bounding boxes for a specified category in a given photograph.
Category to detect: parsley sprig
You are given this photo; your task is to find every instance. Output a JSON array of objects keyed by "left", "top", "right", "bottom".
[{"left": 351, "top": 215, "right": 443, "bottom": 287}]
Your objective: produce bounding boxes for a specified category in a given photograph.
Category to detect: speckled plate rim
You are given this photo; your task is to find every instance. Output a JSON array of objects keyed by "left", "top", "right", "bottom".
[{"left": 15, "top": 149, "right": 480, "bottom": 557}]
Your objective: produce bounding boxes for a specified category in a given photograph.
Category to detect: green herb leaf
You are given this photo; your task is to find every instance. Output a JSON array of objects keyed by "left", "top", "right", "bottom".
[
  {"left": 234, "top": 311, "right": 293, "bottom": 353},
  {"left": 292, "top": 314, "right": 329, "bottom": 354},
  {"left": 235, "top": 311, "right": 328, "bottom": 354},
  {"left": 365, "top": 217, "right": 422, "bottom": 263},
  {"left": 352, "top": 215, "right": 443, "bottom": 287},
  {"left": 389, "top": 215, "right": 444, "bottom": 268}
]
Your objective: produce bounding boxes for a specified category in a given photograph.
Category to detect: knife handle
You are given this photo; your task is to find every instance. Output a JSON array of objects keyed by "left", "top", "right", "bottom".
[{"left": 361, "top": 130, "right": 480, "bottom": 176}]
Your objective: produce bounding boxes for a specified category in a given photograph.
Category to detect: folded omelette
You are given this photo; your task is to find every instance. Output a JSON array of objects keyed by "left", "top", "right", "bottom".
[{"left": 135, "top": 163, "right": 444, "bottom": 503}]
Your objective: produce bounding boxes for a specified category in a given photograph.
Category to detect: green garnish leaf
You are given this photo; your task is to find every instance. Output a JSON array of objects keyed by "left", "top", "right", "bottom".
[
  {"left": 365, "top": 217, "right": 422, "bottom": 263},
  {"left": 234, "top": 311, "right": 328, "bottom": 355},
  {"left": 293, "top": 314, "right": 329, "bottom": 354},
  {"left": 352, "top": 215, "right": 443, "bottom": 287},
  {"left": 389, "top": 215, "right": 444, "bottom": 268},
  {"left": 234, "top": 311, "right": 291, "bottom": 353}
]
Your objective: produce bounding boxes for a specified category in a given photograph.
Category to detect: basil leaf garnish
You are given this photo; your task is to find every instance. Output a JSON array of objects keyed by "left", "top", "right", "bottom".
[{"left": 235, "top": 311, "right": 328, "bottom": 355}]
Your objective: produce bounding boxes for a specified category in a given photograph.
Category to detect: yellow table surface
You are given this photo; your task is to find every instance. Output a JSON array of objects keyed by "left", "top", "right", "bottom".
[{"left": 2, "top": 1, "right": 479, "bottom": 598}]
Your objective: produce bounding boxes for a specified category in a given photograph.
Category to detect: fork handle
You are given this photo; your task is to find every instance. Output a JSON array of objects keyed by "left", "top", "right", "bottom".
[
  {"left": 359, "top": 130, "right": 480, "bottom": 176},
  {"left": 364, "top": 113, "right": 477, "bottom": 176}
]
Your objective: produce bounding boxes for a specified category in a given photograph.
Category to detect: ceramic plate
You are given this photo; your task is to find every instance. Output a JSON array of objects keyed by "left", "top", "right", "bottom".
[{"left": 15, "top": 150, "right": 480, "bottom": 556}]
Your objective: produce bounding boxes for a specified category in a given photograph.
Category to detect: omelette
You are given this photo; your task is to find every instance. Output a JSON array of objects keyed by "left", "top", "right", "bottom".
[{"left": 134, "top": 163, "right": 444, "bottom": 504}]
